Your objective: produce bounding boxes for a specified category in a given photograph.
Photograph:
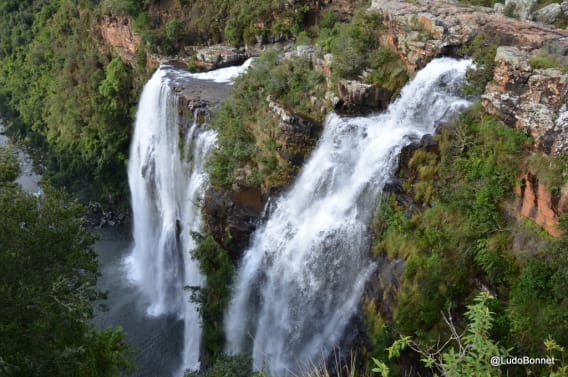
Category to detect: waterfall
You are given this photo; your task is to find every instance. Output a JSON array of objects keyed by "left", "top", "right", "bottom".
[
  {"left": 224, "top": 58, "right": 472, "bottom": 376},
  {"left": 125, "top": 66, "right": 216, "bottom": 373},
  {"left": 125, "top": 59, "right": 252, "bottom": 375}
]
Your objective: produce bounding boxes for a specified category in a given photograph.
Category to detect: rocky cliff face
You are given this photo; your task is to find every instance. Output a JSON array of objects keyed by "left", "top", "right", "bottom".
[
  {"left": 482, "top": 46, "right": 568, "bottom": 156},
  {"left": 203, "top": 187, "right": 264, "bottom": 260},
  {"left": 267, "top": 96, "right": 323, "bottom": 166},
  {"left": 96, "top": 15, "right": 140, "bottom": 65},
  {"left": 480, "top": 45, "right": 567, "bottom": 234},
  {"left": 516, "top": 171, "right": 568, "bottom": 236},
  {"left": 370, "top": 0, "right": 568, "bottom": 72}
]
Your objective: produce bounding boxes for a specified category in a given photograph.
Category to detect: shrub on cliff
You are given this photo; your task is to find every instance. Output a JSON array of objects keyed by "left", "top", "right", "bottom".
[
  {"left": 321, "top": 8, "right": 409, "bottom": 96},
  {"left": 208, "top": 49, "right": 326, "bottom": 190}
]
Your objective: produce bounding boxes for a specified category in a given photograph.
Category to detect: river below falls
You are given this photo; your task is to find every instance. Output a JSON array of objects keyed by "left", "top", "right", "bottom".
[
  {"left": 93, "top": 228, "right": 185, "bottom": 377},
  {"left": 0, "top": 121, "right": 42, "bottom": 195}
]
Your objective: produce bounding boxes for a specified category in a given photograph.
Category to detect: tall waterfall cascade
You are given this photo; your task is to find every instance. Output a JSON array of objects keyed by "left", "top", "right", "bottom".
[
  {"left": 225, "top": 58, "right": 472, "bottom": 376},
  {"left": 126, "top": 66, "right": 213, "bottom": 372},
  {"left": 125, "top": 58, "right": 252, "bottom": 374}
]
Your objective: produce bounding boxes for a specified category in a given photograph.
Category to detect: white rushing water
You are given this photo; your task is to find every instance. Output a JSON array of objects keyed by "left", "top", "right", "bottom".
[
  {"left": 184, "top": 58, "right": 255, "bottom": 83},
  {"left": 125, "top": 66, "right": 217, "bottom": 374},
  {"left": 225, "top": 58, "right": 472, "bottom": 376}
]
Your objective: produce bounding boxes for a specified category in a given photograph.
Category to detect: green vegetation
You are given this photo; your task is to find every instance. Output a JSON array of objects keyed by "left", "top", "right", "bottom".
[
  {"left": 208, "top": 49, "right": 327, "bottom": 190},
  {"left": 459, "top": 0, "right": 502, "bottom": 7},
  {"left": 0, "top": 0, "right": 141, "bottom": 205},
  {"left": 461, "top": 32, "right": 501, "bottom": 96},
  {"left": 366, "top": 103, "right": 568, "bottom": 375},
  {"left": 529, "top": 51, "right": 568, "bottom": 73},
  {"left": 190, "top": 232, "right": 235, "bottom": 363},
  {"left": 0, "top": 147, "right": 19, "bottom": 183},
  {"left": 0, "top": 153, "right": 133, "bottom": 377},
  {"left": 185, "top": 354, "right": 258, "bottom": 377},
  {"left": 100, "top": 0, "right": 317, "bottom": 54},
  {"left": 372, "top": 292, "right": 567, "bottom": 377},
  {"left": 317, "top": 9, "right": 409, "bottom": 94}
]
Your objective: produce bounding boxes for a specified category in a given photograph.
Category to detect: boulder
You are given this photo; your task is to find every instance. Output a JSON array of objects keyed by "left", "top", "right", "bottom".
[
  {"left": 336, "top": 79, "right": 392, "bottom": 113},
  {"left": 501, "top": 0, "right": 538, "bottom": 21},
  {"left": 195, "top": 45, "right": 247, "bottom": 70},
  {"left": 534, "top": 3, "right": 563, "bottom": 24}
]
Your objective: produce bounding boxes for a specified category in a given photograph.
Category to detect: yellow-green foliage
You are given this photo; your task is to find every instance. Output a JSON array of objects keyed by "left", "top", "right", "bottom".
[
  {"left": 370, "top": 103, "right": 538, "bottom": 346},
  {"left": 530, "top": 54, "right": 568, "bottom": 73},
  {"left": 407, "top": 150, "right": 438, "bottom": 203}
]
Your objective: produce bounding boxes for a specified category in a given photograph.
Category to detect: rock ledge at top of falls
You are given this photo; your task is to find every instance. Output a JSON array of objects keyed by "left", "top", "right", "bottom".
[{"left": 369, "top": 0, "right": 568, "bottom": 72}]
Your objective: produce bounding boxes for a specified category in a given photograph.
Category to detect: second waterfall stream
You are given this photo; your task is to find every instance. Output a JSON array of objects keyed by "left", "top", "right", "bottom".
[{"left": 224, "top": 57, "right": 472, "bottom": 376}]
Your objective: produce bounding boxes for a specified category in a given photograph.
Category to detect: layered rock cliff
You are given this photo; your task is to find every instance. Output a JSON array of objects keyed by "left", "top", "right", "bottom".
[
  {"left": 96, "top": 15, "right": 140, "bottom": 65},
  {"left": 370, "top": 0, "right": 568, "bottom": 72}
]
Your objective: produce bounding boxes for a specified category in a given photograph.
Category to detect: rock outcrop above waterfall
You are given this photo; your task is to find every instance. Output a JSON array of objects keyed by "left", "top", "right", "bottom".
[
  {"left": 336, "top": 79, "right": 392, "bottom": 113},
  {"left": 195, "top": 45, "right": 248, "bottom": 70},
  {"left": 481, "top": 46, "right": 568, "bottom": 156},
  {"left": 267, "top": 96, "right": 323, "bottom": 166},
  {"left": 368, "top": 0, "right": 568, "bottom": 234},
  {"left": 369, "top": 0, "right": 568, "bottom": 72},
  {"left": 96, "top": 15, "right": 140, "bottom": 65}
]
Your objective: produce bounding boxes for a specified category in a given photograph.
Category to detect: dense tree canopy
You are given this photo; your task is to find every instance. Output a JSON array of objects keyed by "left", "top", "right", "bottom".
[{"left": 0, "top": 149, "right": 132, "bottom": 377}]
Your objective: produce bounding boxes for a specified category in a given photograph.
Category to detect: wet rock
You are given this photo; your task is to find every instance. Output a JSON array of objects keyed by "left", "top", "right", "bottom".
[
  {"left": 336, "top": 79, "right": 392, "bottom": 113},
  {"left": 203, "top": 187, "right": 264, "bottom": 260},
  {"left": 195, "top": 45, "right": 247, "bottom": 70},
  {"left": 165, "top": 72, "right": 230, "bottom": 122}
]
